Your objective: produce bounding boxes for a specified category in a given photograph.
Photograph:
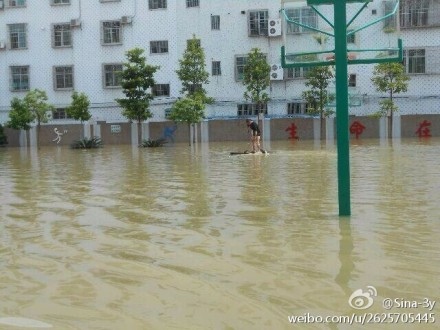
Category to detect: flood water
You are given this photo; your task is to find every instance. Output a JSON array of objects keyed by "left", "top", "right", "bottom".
[{"left": 0, "top": 139, "right": 439, "bottom": 330}]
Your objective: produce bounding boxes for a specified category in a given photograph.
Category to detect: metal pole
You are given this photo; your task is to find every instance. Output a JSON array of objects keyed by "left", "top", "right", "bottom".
[{"left": 334, "top": 1, "right": 351, "bottom": 216}]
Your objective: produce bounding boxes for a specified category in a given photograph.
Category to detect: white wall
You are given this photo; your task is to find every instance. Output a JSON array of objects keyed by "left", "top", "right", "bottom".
[{"left": 0, "top": 0, "right": 439, "bottom": 125}]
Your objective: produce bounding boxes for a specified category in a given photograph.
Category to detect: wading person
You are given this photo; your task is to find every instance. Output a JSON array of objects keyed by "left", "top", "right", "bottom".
[{"left": 246, "top": 118, "right": 261, "bottom": 153}]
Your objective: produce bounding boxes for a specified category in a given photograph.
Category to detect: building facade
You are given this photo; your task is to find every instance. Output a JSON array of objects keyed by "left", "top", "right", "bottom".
[{"left": 0, "top": 0, "right": 439, "bottom": 126}]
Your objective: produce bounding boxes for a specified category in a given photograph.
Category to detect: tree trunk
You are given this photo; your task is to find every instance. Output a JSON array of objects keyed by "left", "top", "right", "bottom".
[
  {"left": 188, "top": 122, "right": 192, "bottom": 146},
  {"left": 37, "top": 122, "right": 41, "bottom": 149},
  {"left": 137, "top": 120, "right": 142, "bottom": 146}
]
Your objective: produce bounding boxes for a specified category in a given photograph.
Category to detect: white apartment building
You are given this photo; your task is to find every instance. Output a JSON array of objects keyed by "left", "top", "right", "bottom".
[{"left": 0, "top": 0, "right": 439, "bottom": 125}]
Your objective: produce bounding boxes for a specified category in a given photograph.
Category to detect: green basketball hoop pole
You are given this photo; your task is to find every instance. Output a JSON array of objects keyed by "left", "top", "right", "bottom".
[
  {"left": 281, "top": 0, "right": 402, "bottom": 217},
  {"left": 334, "top": 0, "right": 351, "bottom": 216}
]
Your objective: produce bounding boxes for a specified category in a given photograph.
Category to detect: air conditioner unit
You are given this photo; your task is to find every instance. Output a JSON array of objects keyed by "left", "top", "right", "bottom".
[
  {"left": 268, "top": 19, "right": 282, "bottom": 37},
  {"left": 70, "top": 18, "right": 81, "bottom": 28},
  {"left": 121, "top": 16, "right": 132, "bottom": 25},
  {"left": 270, "top": 64, "right": 284, "bottom": 81},
  {"left": 10, "top": 0, "right": 16, "bottom": 6}
]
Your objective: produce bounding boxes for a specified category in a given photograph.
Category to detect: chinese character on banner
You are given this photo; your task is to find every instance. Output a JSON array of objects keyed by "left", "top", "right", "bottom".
[
  {"left": 415, "top": 120, "right": 431, "bottom": 138},
  {"left": 285, "top": 123, "right": 299, "bottom": 140},
  {"left": 349, "top": 121, "right": 366, "bottom": 139}
]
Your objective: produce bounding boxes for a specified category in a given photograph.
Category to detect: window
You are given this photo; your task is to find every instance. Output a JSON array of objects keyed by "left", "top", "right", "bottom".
[
  {"left": 403, "top": 49, "right": 425, "bottom": 73},
  {"left": 8, "top": 0, "right": 26, "bottom": 7},
  {"left": 237, "top": 103, "right": 267, "bottom": 116},
  {"left": 348, "top": 74, "right": 356, "bottom": 87},
  {"left": 103, "top": 64, "right": 123, "bottom": 87},
  {"left": 285, "top": 7, "right": 318, "bottom": 33},
  {"left": 9, "top": 24, "right": 27, "bottom": 49},
  {"left": 102, "top": 21, "right": 122, "bottom": 45},
  {"left": 149, "top": 0, "right": 166, "bottom": 9},
  {"left": 164, "top": 108, "right": 172, "bottom": 119},
  {"left": 383, "top": 0, "right": 398, "bottom": 30},
  {"left": 346, "top": 30, "right": 356, "bottom": 44},
  {"left": 152, "top": 84, "right": 170, "bottom": 97},
  {"left": 186, "top": 0, "right": 199, "bottom": 8},
  {"left": 287, "top": 102, "right": 309, "bottom": 115},
  {"left": 212, "top": 61, "right": 221, "bottom": 76},
  {"left": 399, "top": 0, "right": 439, "bottom": 28},
  {"left": 248, "top": 10, "right": 268, "bottom": 36},
  {"left": 235, "top": 56, "right": 249, "bottom": 81},
  {"left": 150, "top": 40, "right": 168, "bottom": 53},
  {"left": 211, "top": 15, "right": 220, "bottom": 30},
  {"left": 286, "top": 67, "right": 310, "bottom": 79},
  {"left": 10, "top": 66, "right": 29, "bottom": 91},
  {"left": 52, "top": 24, "right": 72, "bottom": 48},
  {"left": 51, "top": 0, "right": 70, "bottom": 4},
  {"left": 54, "top": 66, "right": 74, "bottom": 90},
  {"left": 52, "top": 108, "right": 72, "bottom": 120}
]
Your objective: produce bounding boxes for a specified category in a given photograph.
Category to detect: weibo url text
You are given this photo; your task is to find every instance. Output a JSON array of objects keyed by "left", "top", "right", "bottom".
[{"left": 288, "top": 313, "right": 436, "bottom": 325}]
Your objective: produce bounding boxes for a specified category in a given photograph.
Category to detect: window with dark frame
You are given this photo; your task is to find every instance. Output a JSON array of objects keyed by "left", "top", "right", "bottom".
[
  {"left": 212, "top": 61, "right": 221, "bottom": 76},
  {"left": 248, "top": 10, "right": 268, "bottom": 36},
  {"left": 53, "top": 24, "right": 72, "bottom": 48},
  {"left": 150, "top": 40, "right": 169, "bottom": 54},
  {"left": 186, "top": 0, "right": 199, "bottom": 8},
  {"left": 149, "top": 0, "right": 167, "bottom": 10},
  {"left": 10, "top": 66, "right": 29, "bottom": 91},
  {"left": 403, "top": 48, "right": 426, "bottom": 74},
  {"left": 211, "top": 15, "right": 220, "bottom": 30},
  {"left": 8, "top": 0, "right": 26, "bottom": 7},
  {"left": 102, "top": 21, "right": 122, "bottom": 44},
  {"left": 52, "top": 108, "right": 72, "bottom": 120},
  {"left": 104, "top": 64, "right": 123, "bottom": 87},
  {"left": 348, "top": 74, "right": 357, "bottom": 87},
  {"left": 52, "top": 0, "right": 70, "bottom": 4},
  {"left": 54, "top": 66, "right": 74, "bottom": 90},
  {"left": 9, "top": 23, "right": 27, "bottom": 49},
  {"left": 235, "top": 56, "right": 248, "bottom": 81},
  {"left": 237, "top": 103, "right": 267, "bottom": 116},
  {"left": 285, "top": 7, "right": 317, "bottom": 34},
  {"left": 152, "top": 84, "right": 170, "bottom": 97}
]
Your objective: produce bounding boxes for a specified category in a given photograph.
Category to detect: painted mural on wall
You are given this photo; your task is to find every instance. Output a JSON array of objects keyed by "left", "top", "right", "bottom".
[
  {"left": 416, "top": 120, "right": 431, "bottom": 138},
  {"left": 285, "top": 123, "right": 299, "bottom": 140},
  {"left": 350, "top": 121, "right": 366, "bottom": 139},
  {"left": 52, "top": 127, "right": 68, "bottom": 144},
  {"left": 163, "top": 125, "right": 177, "bottom": 143}
]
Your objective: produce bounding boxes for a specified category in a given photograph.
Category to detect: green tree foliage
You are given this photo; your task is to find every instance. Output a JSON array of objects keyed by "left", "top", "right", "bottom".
[
  {"left": 242, "top": 48, "right": 271, "bottom": 114},
  {"left": 171, "top": 35, "right": 213, "bottom": 144},
  {"left": 371, "top": 62, "right": 409, "bottom": 137},
  {"left": 7, "top": 97, "right": 34, "bottom": 130},
  {"left": 169, "top": 97, "right": 205, "bottom": 124},
  {"left": 66, "top": 91, "right": 91, "bottom": 138},
  {"left": 8, "top": 89, "right": 54, "bottom": 148},
  {"left": 175, "top": 35, "right": 211, "bottom": 101},
  {"left": 116, "top": 47, "right": 159, "bottom": 145},
  {"left": 302, "top": 66, "right": 334, "bottom": 139}
]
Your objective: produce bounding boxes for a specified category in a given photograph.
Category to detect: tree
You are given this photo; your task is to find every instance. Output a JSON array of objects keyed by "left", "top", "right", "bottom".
[
  {"left": 302, "top": 66, "right": 334, "bottom": 140},
  {"left": 66, "top": 91, "right": 91, "bottom": 138},
  {"left": 0, "top": 124, "right": 8, "bottom": 146},
  {"left": 171, "top": 35, "right": 213, "bottom": 145},
  {"left": 371, "top": 62, "right": 409, "bottom": 138},
  {"left": 24, "top": 89, "right": 54, "bottom": 148},
  {"left": 116, "top": 47, "right": 159, "bottom": 145},
  {"left": 242, "top": 48, "right": 271, "bottom": 138},
  {"left": 7, "top": 97, "right": 34, "bottom": 131}
]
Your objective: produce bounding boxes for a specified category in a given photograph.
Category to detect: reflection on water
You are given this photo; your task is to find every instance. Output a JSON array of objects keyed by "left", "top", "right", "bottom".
[{"left": 0, "top": 139, "right": 439, "bottom": 329}]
